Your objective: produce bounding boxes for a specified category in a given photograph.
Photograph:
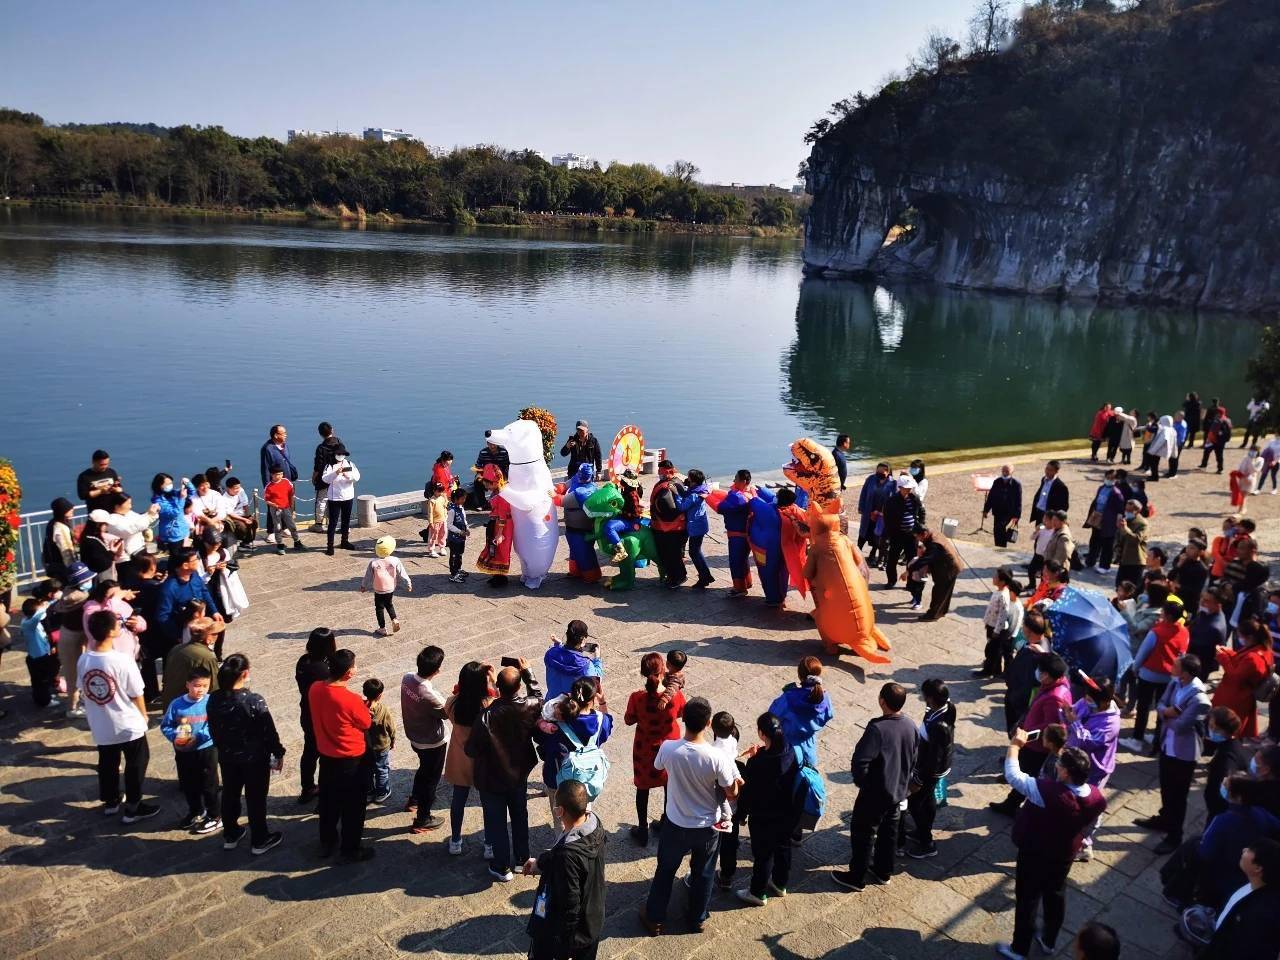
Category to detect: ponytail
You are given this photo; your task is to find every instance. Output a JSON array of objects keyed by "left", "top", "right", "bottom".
[{"left": 218, "top": 653, "right": 249, "bottom": 691}]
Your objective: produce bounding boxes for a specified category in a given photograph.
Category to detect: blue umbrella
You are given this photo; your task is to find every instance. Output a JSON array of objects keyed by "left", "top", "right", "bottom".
[{"left": 1043, "top": 586, "right": 1133, "bottom": 684}]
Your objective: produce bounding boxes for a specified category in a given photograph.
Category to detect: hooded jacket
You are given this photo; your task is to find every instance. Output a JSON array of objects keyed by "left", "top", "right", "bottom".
[
  {"left": 913, "top": 701, "right": 956, "bottom": 784},
  {"left": 676, "top": 482, "right": 711, "bottom": 537},
  {"left": 1148, "top": 415, "right": 1179, "bottom": 459},
  {"left": 535, "top": 699, "right": 612, "bottom": 789},
  {"left": 313, "top": 435, "right": 344, "bottom": 491},
  {"left": 544, "top": 643, "right": 602, "bottom": 701},
  {"left": 526, "top": 812, "right": 606, "bottom": 951},
  {"left": 1022, "top": 676, "right": 1073, "bottom": 754},
  {"left": 768, "top": 682, "right": 834, "bottom": 768},
  {"left": 1065, "top": 697, "right": 1120, "bottom": 785}
]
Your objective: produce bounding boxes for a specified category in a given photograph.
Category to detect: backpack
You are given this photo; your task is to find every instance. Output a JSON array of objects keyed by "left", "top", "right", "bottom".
[
  {"left": 791, "top": 746, "right": 826, "bottom": 830},
  {"left": 1255, "top": 669, "right": 1279, "bottom": 703},
  {"left": 556, "top": 714, "right": 611, "bottom": 799}
]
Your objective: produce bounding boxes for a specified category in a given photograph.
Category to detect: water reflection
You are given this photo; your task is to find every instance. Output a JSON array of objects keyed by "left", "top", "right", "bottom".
[{"left": 783, "top": 278, "right": 1259, "bottom": 456}]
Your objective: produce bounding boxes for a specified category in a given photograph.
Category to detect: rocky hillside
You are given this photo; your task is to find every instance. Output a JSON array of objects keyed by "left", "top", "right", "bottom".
[{"left": 803, "top": 0, "right": 1279, "bottom": 312}]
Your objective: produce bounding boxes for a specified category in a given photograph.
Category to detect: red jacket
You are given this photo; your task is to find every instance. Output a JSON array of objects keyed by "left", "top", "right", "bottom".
[
  {"left": 308, "top": 682, "right": 372, "bottom": 758},
  {"left": 1213, "top": 644, "right": 1274, "bottom": 738},
  {"left": 1143, "top": 621, "right": 1190, "bottom": 677},
  {"left": 1089, "top": 407, "right": 1112, "bottom": 441}
]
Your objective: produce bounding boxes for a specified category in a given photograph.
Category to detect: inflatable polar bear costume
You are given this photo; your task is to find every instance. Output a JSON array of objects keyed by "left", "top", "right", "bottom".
[{"left": 485, "top": 420, "right": 560, "bottom": 589}]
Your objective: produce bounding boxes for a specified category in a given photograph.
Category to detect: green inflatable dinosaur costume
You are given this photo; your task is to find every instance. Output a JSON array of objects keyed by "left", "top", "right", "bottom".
[{"left": 582, "top": 483, "right": 663, "bottom": 590}]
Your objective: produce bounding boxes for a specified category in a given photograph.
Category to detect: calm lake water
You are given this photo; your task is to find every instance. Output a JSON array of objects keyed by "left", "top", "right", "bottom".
[{"left": 0, "top": 208, "right": 1259, "bottom": 511}]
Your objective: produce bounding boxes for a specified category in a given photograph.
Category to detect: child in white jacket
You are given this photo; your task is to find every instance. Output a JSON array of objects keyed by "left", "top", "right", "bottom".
[{"left": 361, "top": 536, "right": 412, "bottom": 635}]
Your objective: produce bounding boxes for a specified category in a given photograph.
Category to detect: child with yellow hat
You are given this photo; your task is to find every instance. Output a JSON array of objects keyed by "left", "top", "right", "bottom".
[{"left": 361, "top": 536, "right": 412, "bottom": 636}]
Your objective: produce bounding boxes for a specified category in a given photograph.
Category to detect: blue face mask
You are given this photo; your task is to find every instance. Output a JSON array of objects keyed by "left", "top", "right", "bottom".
[
  {"left": 1250, "top": 756, "right": 1260, "bottom": 777},
  {"left": 1103, "top": 480, "right": 1115, "bottom": 487},
  {"left": 1207, "top": 730, "right": 1227, "bottom": 743},
  {"left": 1267, "top": 602, "right": 1279, "bottom": 616},
  {"left": 1220, "top": 782, "right": 1231, "bottom": 801},
  {"left": 162, "top": 482, "right": 174, "bottom": 493},
  {"left": 1125, "top": 511, "right": 1136, "bottom": 521},
  {"left": 910, "top": 468, "right": 921, "bottom": 477}
]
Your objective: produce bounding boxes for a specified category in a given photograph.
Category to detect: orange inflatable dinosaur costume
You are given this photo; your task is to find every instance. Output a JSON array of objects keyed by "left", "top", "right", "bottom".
[{"left": 785, "top": 439, "right": 892, "bottom": 664}]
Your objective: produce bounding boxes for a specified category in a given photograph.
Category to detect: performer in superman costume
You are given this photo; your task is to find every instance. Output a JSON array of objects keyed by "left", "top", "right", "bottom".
[
  {"left": 561, "top": 464, "right": 601, "bottom": 583},
  {"left": 714, "top": 469, "right": 755, "bottom": 596},
  {"left": 748, "top": 489, "right": 788, "bottom": 606}
]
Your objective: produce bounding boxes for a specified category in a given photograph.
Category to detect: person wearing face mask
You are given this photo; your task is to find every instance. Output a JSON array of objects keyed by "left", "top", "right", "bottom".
[
  {"left": 897, "top": 679, "right": 955, "bottom": 860},
  {"left": 991, "top": 652, "right": 1070, "bottom": 817},
  {"left": 856, "top": 463, "right": 896, "bottom": 562},
  {"left": 982, "top": 464, "right": 1022, "bottom": 549},
  {"left": 1188, "top": 585, "right": 1232, "bottom": 681},
  {"left": 905, "top": 459, "right": 928, "bottom": 500},
  {"left": 1265, "top": 590, "right": 1280, "bottom": 650},
  {"left": 1082, "top": 470, "right": 1124, "bottom": 572},
  {"left": 996, "top": 740, "right": 1105, "bottom": 960},
  {"left": 1213, "top": 618, "right": 1275, "bottom": 739},
  {"left": 881, "top": 477, "right": 924, "bottom": 589},
  {"left": 1170, "top": 536, "right": 1211, "bottom": 613},
  {"left": 1135, "top": 654, "right": 1211, "bottom": 854},
  {"left": 151, "top": 473, "right": 196, "bottom": 555},
  {"left": 1121, "top": 600, "right": 1189, "bottom": 753},
  {"left": 1062, "top": 677, "right": 1121, "bottom": 862},
  {"left": 1111, "top": 499, "right": 1147, "bottom": 590},
  {"left": 1204, "top": 707, "right": 1247, "bottom": 824}
]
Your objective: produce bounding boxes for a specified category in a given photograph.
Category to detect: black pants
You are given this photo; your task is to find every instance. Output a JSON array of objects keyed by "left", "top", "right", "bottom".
[
  {"left": 1167, "top": 454, "right": 1180, "bottom": 478},
  {"left": 748, "top": 816, "right": 794, "bottom": 896},
  {"left": 982, "top": 626, "right": 1014, "bottom": 676},
  {"left": 26, "top": 653, "right": 59, "bottom": 706},
  {"left": 221, "top": 757, "right": 270, "bottom": 846},
  {"left": 1159, "top": 836, "right": 1203, "bottom": 905},
  {"left": 139, "top": 632, "right": 172, "bottom": 700},
  {"left": 1085, "top": 530, "right": 1115, "bottom": 570},
  {"left": 1011, "top": 853, "right": 1071, "bottom": 954},
  {"left": 899, "top": 782, "right": 940, "bottom": 847},
  {"left": 1114, "top": 563, "right": 1143, "bottom": 590},
  {"left": 1120, "top": 447, "right": 1132, "bottom": 464},
  {"left": 1105, "top": 437, "right": 1119, "bottom": 461},
  {"left": 300, "top": 716, "right": 319, "bottom": 791},
  {"left": 326, "top": 498, "right": 353, "bottom": 549},
  {"left": 176, "top": 747, "right": 220, "bottom": 818},
  {"left": 848, "top": 792, "right": 899, "bottom": 881},
  {"left": 883, "top": 532, "right": 915, "bottom": 587},
  {"left": 373, "top": 592, "right": 397, "bottom": 628},
  {"left": 1145, "top": 451, "right": 1161, "bottom": 481},
  {"left": 924, "top": 575, "right": 957, "bottom": 619},
  {"left": 1090, "top": 439, "right": 1102, "bottom": 460},
  {"left": 1200, "top": 442, "right": 1225, "bottom": 472},
  {"left": 992, "top": 513, "right": 1015, "bottom": 548},
  {"left": 411, "top": 743, "right": 447, "bottom": 825},
  {"left": 529, "top": 939, "right": 598, "bottom": 960},
  {"left": 1242, "top": 423, "right": 1263, "bottom": 448},
  {"left": 98, "top": 734, "right": 149, "bottom": 807},
  {"left": 319, "top": 754, "right": 368, "bottom": 855},
  {"left": 1132, "top": 678, "right": 1168, "bottom": 741},
  {"left": 448, "top": 540, "right": 464, "bottom": 576},
  {"left": 718, "top": 821, "right": 741, "bottom": 880},
  {"left": 1158, "top": 752, "right": 1196, "bottom": 840},
  {"left": 653, "top": 530, "right": 687, "bottom": 586}
]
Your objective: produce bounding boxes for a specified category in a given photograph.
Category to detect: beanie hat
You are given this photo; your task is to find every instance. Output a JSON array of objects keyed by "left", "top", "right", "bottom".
[{"left": 374, "top": 536, "right": 395, "bottom": 559}]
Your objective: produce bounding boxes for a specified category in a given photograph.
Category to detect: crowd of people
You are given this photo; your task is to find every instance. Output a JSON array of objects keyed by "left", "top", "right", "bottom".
[{"left": 2, "top": 402, "right": 1279, "bottom": 960}]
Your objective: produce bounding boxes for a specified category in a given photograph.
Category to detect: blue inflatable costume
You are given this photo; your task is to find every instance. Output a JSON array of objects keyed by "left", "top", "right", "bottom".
[{"left": 561, "top": 464, "right": 601, "bottom": 583}]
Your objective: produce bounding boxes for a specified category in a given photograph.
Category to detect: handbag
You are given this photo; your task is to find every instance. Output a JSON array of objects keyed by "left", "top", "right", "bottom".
[
  {"left": 1086, "top": 510, "right": 1104, "bottom": 530},
  {"left": 1006, "top": 521, "right": 1019, "bottom": 544}
]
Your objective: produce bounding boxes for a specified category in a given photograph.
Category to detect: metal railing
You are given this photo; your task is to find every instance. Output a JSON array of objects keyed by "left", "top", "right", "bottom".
[{"left": 15, "top": 505, "right": 87, "bottom": 586}]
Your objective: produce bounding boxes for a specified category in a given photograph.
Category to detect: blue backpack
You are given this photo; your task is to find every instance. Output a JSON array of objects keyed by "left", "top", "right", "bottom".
[
  {"left": 791, "top": 746, "right": 826, "bottom": 829},
  {"left": 556, "top": 715, "right": 611, "bottom": 799}
]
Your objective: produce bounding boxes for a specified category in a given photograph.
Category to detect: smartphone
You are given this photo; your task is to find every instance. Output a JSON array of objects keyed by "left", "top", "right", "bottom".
[
  {"left": 225, "top": 459, "right": 232, "bottom": 470},
  {"left": 1024, "top": 729, "right": 1042, "bottom": 741},
  {"left": 583, "top": 641, "right": 599, "bottom": 655},
  {"left": 500, "top": 657, "right": 521, "bottom": 668}
]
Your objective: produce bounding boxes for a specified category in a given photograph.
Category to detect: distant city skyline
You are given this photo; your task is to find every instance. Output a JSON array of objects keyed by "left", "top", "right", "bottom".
[{"left": 0, "top": 0, "right": 978, "bottom": 184}]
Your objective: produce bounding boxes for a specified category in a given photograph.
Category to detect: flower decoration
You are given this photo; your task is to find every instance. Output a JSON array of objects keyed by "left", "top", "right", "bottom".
[
  {"left": 519, "top": 406, "right": 559, "bottom": 465},
  {"left": 0, "top": 458, "right": 21, "bottom": 591}
]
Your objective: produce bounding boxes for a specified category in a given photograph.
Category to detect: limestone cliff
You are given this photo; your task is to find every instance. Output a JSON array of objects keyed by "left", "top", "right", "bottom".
[{"left": 803, "top": 0, "right": 1280, "bottom": 313}]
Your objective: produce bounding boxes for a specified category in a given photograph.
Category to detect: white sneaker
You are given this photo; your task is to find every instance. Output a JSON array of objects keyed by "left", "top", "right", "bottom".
[
  {"left": 735, "top": 888, "right": 767, "bottom": 907},
  {"left": 448, "top": 838, "right": 463, "bottom": 856},
  {"left": 66, "top": 706, "right": 86, "bottom": 719},
  {"left": 995, "top": 945, "right": 1026, "bottom": 960},
  {"left": 488, "top": 867, "right": 514, "bottom": 882}
]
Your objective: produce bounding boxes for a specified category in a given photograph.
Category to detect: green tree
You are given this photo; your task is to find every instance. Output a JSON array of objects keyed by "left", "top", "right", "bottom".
[{"left": 1246, "top": 325, "right": 1280, "bottom": 430}]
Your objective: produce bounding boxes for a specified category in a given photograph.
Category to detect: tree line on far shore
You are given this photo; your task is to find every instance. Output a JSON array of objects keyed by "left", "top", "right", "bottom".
[{"left": 0, "top": 109, "right": 804, "bottom": 228}]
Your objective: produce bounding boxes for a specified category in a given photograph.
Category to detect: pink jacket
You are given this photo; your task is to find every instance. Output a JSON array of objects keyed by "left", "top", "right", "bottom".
[
  {"left": 1021, "top": 677, "right": 1072, "bottom": 754},
  {"left": 83, "top": 597, "right": 146, "bottom": 662}
]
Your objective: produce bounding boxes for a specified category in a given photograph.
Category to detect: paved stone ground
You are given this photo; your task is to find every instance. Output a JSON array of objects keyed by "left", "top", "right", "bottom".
[{"left": 1, "top": 447, "right": 1277, "bottom": 960}]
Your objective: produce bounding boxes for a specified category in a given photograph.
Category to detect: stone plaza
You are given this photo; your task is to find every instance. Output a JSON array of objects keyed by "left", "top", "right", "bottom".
[{"left": 2, "top": 446, "right": 1277, "bottom": 960}]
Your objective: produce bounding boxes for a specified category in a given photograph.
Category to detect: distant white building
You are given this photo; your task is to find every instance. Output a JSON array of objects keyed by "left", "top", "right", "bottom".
[
  {"left": 287, "top": 129, "right": 355, "bottom": 142},
  {"left": 364, "top": 127, "right": 416, "bottom": 144},
  {"left": 552, "top": 152, "right": 595, "bottom": 170}
]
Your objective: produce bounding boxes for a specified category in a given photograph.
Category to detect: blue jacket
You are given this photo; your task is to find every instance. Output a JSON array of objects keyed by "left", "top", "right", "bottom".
[
  {"left": 858, "top": 474, "right": 896, "bottom": 525},
  {"left": 544, "top": 644, "right": 603, "bottom": 700},
  {"left": 715, "top": 487, "right": 752, "bottom": 534},
  {"left": 537, "top": 709, "right": 612, "bottom": 789},
  {"left": 1173, "top": 419, "right": 1188, "bottom": 445},
  {"left": 21, "top": 608, "right": 51, "bottom": 658},
  {"left": 769, "top": 683, "right": 834, "bottom": 768},
  {"left": 152, "top": 480, "right": 196, "bottom": 544},
  {"left": 677, "top": 483, "right": 711, "bottom": 537},
  {"left": 156, "top": 572, "right": 220, "bottom": 642},
  {"left": 260, "top": 440, "right": 299, "bottom": 487},
  {"left": 161, "top": 693, "right": 215, "bottom": 751},
  {"left": 832, "top": 447, "right": 848, "bottom": 486}
]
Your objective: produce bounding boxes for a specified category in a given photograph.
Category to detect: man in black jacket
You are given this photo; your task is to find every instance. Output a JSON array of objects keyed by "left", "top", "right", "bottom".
[
  {"left": 649, "top": 460, "right": 688, "bottom": 588},
  {"left": 983, "top": 465, "right": 1022, "bottom": 548},
  {"left": 466, "top": 664, "right": 542, "bottom": 882},
  {"left": 833, "top": 683, "right": 918, "bottom": 891},
  {"left": 1192, "top": 839, "right": 1280, "bottom": 960},
  {"left": 1028, "top": 460, "right": 1069, "bottom": 525},
  {"left": 560, "top": 421, "right": 602, "bottom": 478},
  {"left": 898, "top": 679, "right": 955, "bottom": 859},
  {"left": 312, "top": 422, "right": 343, "bottom": 529},
  {"left": 882, "top": 481, "right": 924, "bottom": 588},
  {"left": 524, "top": 779, "right": 606, "bottom": 960}
]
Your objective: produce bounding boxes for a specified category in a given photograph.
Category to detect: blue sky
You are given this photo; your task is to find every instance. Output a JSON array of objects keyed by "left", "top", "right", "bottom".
[{"left": 1, "top": 0, "right": 975, "bottom": 184}]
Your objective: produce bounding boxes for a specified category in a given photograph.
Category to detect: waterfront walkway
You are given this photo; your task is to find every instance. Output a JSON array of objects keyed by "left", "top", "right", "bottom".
[{"left": 1, "top": 448, "right": 1276, "bottom": 960}]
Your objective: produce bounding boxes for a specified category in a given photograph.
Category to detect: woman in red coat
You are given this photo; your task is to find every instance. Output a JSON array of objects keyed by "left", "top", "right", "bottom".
[
  {"left": 1214, "top": 618, "right": 1275, "bottom": 738},
  {"left": 1089, "top": 403, "right": 1113, "bottom": 461},
  {"left": 624, "top": 652, "right": 685, "bottom": 847}
]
